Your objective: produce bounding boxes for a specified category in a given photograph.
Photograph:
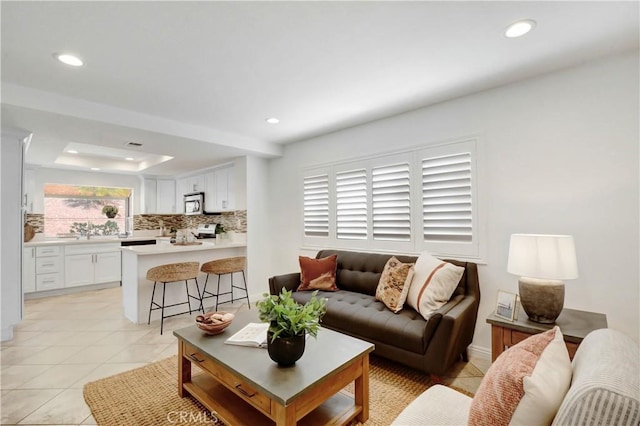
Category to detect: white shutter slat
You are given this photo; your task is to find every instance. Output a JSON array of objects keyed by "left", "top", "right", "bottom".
[
  {"left": 303, "top": 174, "right": 329, "bottom": 237},
  {"left": 422, "top": 153, "right": 472, "bottom": 243},
  {"left": 337, "top": 169, "right": 367, "bottom": 240},
  {"left": 373, "top": 163, "right": 411, "bottom": 241}
]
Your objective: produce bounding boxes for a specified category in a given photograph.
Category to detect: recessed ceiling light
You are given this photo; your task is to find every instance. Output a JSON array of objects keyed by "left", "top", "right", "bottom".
[
  {"left": 67, "top": 150, "right": 78, "bottom": 154},
  {"left": 90, "top": 167, "right": 100, "bottom": 171},
  {"left": 505, "top": 20, "right": 536, "bottom": 38},
  {"left": 266, "top": 117, "right": 280, "bottom": 124},
  {"left": 125, "top": 157, "right": 134, "bottom": 161},
  {"left": 55, "top": 53, "right": 84, "bottom": 67}
]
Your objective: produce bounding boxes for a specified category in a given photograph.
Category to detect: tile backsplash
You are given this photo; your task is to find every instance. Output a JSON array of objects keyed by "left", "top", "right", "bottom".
[
  {"left": 134, "top": 210, "right": 247, "bottom": 233},
  {"left": 25, "top": 210, "right": 247, "bottom": 234},
  {"left": 25, "top": 213, "right": 45, "bottom": 233}
]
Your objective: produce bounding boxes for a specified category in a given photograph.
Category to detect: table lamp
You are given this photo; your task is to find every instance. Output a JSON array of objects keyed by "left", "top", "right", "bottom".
[{"left": 507, "top": 234, "right": 578, "bottom": 324}]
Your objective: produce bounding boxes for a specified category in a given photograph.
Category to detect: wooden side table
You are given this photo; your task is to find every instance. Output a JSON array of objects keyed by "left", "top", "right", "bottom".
[{"left": 487, "top": 303, "right": 607, "bottom": 362}]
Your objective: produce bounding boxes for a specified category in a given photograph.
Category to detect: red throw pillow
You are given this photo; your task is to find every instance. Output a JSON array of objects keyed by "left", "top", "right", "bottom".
[{"left": 297, "top": 254, "right": 338, "bottom": 291}]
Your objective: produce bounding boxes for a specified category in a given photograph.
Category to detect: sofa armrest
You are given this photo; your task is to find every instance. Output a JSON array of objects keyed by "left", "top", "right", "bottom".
[
  {"left": 552, "top": 329, "right": 640, "bottom": 425},
  {"left": 268, "top": 273, "right": 300, "bottom": 295},
  {"left": 426, "top": 295, "right": 479, "bottom": 376}
]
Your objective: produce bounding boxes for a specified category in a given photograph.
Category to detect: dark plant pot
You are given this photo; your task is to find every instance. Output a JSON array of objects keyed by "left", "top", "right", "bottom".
[
  {"left": 106, "top": 213, "right": 116, "bottom": 218},
  {"left": 267, "top": 330, "right": 305, "bottom": 367}
]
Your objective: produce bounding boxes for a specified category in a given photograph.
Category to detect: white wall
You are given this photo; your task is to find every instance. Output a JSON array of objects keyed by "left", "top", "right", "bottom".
[
  {"left": 245, "top": 155, "right": 272, "bottom": 301},
  {"left": 265, "top": 51, "right": 640, "bottom": 354},
  {"left": 232, "top": 157, "right": 247, "bottom": 210},
  {"left": 26, "top": 168, "right": 144, "bottom": 214}
]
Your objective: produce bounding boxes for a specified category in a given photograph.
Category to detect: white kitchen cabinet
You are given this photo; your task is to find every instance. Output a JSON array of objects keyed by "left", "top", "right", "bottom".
[
  {"left": 214, "top": 166, "right": 235, "bottom": 211},
  {"left": 22, "top": 247, "right": 36, "bottom": 293},
  {"left": 156, "top": 179, "right": 176, "bottom": 213},
  {"left": 176, "top": 175, "right": 206, "bottom": 213},
  {"left": 175, "top": 178, "right": 188, "bottom": 213},
  {"left": 94, "top": 252, "right": 122, "bottom": 283},
  {"left": 184, "top": 175, "right": 205, "bottom": 194},
  {"left": 203, "top": 171, "right": 216, "bottom": 212},
  {"left": 64, "top": 254, "right": 95, "bottom": 287},
  {"left": 34, "top": 245, "right": 65, "bottom": 291},
  {"left": 23, "top": 168, "right": 36, "bottom": 213},
  {"left": 143, "top": 178, "right": 176, "bottom": 213},
  {"left": 143, "top": 178, "right": 157, "bottom": 214},
  {"left": 175, "top": 165, "right": 236, "bottom": 213},
  {"left": 64, "top": 244, "right": 121, "bottom": 288}
]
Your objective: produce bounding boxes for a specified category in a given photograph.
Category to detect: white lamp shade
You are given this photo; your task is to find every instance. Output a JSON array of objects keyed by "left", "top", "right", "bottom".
[{"left": 507, "top": 234, "right": 579, "bottom": 280}]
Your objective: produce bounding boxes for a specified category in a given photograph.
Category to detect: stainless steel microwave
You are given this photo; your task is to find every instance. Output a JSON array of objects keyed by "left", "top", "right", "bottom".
[{"left": 184, "top": 192, "right": 204, "bottom": 215}]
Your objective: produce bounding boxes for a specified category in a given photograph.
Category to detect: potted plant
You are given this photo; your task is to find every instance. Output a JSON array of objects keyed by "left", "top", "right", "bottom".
[
  {"left": 215, "top": 223, "right": 226, "bottom": 240},
  {"left": 256, "top": 288, "right": 327, "bottom": 366},
  {"left": 101, "top": 205, "right": 118, "bottom": 218}
]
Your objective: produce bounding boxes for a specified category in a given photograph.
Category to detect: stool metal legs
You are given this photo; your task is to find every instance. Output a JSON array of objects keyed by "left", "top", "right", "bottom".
[
  {"left": 147, "top": 278, "right": 204, "bottom": 334},
  {"left": 200, "top": 270, "right": 250, "bottom": 312}
]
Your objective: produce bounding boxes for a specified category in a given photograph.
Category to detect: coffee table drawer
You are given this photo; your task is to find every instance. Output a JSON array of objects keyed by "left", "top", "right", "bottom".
[{"left": 182, "top": 342, "right": 271, "bottom": 414}]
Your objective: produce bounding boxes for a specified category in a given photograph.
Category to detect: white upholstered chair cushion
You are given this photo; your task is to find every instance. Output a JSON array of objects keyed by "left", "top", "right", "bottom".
[{"left": 391, "top": 384, "right": 472, "bottom": 425}]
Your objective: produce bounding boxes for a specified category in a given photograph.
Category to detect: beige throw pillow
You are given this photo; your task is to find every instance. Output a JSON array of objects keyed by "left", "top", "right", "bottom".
[
  {"left": 405, "top": 251, "right": 464, "bottom": 320},
  {"left": 468, "top": 326, "right": 572, "bottom": 426},
  {"left": 375, "top": 257, "right": 415, "bottom": 313}
]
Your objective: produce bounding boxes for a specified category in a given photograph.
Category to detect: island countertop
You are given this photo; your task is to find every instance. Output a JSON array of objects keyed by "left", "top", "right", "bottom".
[
  {"left": 119, "top": 240, "right": 246, "bottom": 255},
  {"left": 120, "top": 238, "right": 247, "bottom": 324}
]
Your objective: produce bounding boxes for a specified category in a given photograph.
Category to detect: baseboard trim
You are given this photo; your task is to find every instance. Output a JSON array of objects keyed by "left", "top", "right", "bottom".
[
  {"left": 468, "top": 343, "right": 491, "bottom": 361},
  {"left": 1, "top": 325, "right": 14, "bottom": 342},
  {"left": 24, "top": 281, "right": 121, "bottom": 300}
]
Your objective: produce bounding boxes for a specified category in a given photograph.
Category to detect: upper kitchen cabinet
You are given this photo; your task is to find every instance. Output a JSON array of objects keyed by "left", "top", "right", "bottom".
[
  {"left": 143, "top": 179, "right": 157, "bottom": 213},
  {"left": 213, "top": 165, "right": 235, "bottom": 211},
  {"left": 157, "top": 179, "right": 176, "bottom": 213},
  {"left": 23, "top": 168, "right": 38, "bottom": 213},
  {"left": 185, "top": 175, "right": 205, "bottom": 194},
  {"left": 144, "top": 178, "right": 176, "bottom": 214},
  {"left": 203, "top": 165, "right": 235, "bottom": 211},
  {"left": 175, "top": 174, "right": 205, "bottom": 213},
  {"left": 176, "top": 164, "right": 236, "bottom": 213}
]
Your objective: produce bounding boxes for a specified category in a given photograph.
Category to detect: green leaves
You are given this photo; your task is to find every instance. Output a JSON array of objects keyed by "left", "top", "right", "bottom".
[{"left": 256, "top": 289, "right": 327, "bottom": 342}]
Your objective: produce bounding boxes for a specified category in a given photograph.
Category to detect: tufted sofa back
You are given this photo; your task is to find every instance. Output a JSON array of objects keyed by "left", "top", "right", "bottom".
[{"left": 316, "top": 249, "right": 478, "bottom": 299}]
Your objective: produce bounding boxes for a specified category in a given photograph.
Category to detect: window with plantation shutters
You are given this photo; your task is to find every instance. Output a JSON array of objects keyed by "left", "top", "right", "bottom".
[
  {"left": 302, "top": 137, "right": 482, "bottom": 260},
  {"left": 422, "top": 152, "right": 472, "bottom": 242},
  {"left": 336, "top": 169, "right": 367, "bottom": 240},
  {"left": 303, "top": 174, "right": 329, "bottom": 237},
  {"left": 372, "top": 163, "right": 411, "bottom": 241}
]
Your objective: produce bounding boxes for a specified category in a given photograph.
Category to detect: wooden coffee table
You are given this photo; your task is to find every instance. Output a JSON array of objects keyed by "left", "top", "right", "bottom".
[{"left": 174, "top": 310, "right": 374, "bottom": 425}]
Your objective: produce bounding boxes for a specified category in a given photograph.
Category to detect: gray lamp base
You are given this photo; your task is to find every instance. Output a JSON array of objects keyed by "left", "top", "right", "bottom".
[{"left": 518, "top": 277, "right": 564, "bottom": 324}]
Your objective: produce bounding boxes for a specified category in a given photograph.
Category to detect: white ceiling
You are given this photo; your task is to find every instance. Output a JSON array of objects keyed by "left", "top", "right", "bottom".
[{"left": 1, "top": 1, "right": 638, "bottom": 176}]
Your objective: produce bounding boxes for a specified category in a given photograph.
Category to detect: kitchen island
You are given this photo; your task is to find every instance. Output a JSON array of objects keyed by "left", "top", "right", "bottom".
[{"left": 120, "top": 239, "right": 247, "bottom": 324}]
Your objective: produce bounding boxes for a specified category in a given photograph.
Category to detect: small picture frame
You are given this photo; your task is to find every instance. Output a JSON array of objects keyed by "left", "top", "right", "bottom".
[{"left": 495, "top": 290, "right": 518, "bottom": 321}]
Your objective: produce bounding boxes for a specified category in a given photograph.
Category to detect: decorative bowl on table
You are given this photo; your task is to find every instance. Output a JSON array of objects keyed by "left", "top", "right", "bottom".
[{"left": 195, "top": 312, "right": 235, "bottom": 335}]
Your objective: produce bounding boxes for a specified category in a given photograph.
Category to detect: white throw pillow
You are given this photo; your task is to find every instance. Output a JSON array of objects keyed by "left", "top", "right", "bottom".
[
  {"left": 406, "top": 251, "right": 464, "bottom": 320},
  {"left": 468, "top": 326, "right": 572, "bottom": 426},
  {"left": 510, "top": 327, "right": 572, "bottom": 424}
]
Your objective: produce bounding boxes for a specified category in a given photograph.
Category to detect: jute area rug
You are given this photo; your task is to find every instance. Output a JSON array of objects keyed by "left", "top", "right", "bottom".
[{"left": 84, "top": 355, "right": 473, "bottom": 426}]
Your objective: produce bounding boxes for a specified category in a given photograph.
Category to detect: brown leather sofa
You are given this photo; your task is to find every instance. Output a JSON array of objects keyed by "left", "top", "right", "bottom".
[{"left": 269, "top": 249, "right": 481, "bottom": 377}]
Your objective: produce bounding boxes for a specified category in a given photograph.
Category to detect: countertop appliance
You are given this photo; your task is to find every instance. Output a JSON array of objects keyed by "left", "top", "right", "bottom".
[
  {"left": 184, "top": 192, "right": 205, "bottom": 215},
  {"left": 120, "top": 239, "right": 157, "bottom": 246},
  {"left": 195, "top": 224, "right": 217, "bottom": 239}
]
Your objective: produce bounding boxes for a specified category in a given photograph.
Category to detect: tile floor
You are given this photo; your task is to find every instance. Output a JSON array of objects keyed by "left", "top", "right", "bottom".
[{"left": 1, "top": 286, "right": 489, "bottom": 425}]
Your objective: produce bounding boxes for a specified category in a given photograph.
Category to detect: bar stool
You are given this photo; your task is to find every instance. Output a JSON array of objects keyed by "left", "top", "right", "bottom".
[
  {"left": 200, "top": 256, "right": 249, "bottom": 312},
  {"left": 147, "top": 262, "right": 203, "bottom": 334}
]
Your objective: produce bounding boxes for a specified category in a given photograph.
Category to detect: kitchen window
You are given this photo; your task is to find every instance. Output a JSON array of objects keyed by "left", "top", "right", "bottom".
[
  {"left": 43, "top": 184, "right": 132, "bottom": 237},
  {"left": 302, "top": 138, "right": 483, "bottom": 260}
]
